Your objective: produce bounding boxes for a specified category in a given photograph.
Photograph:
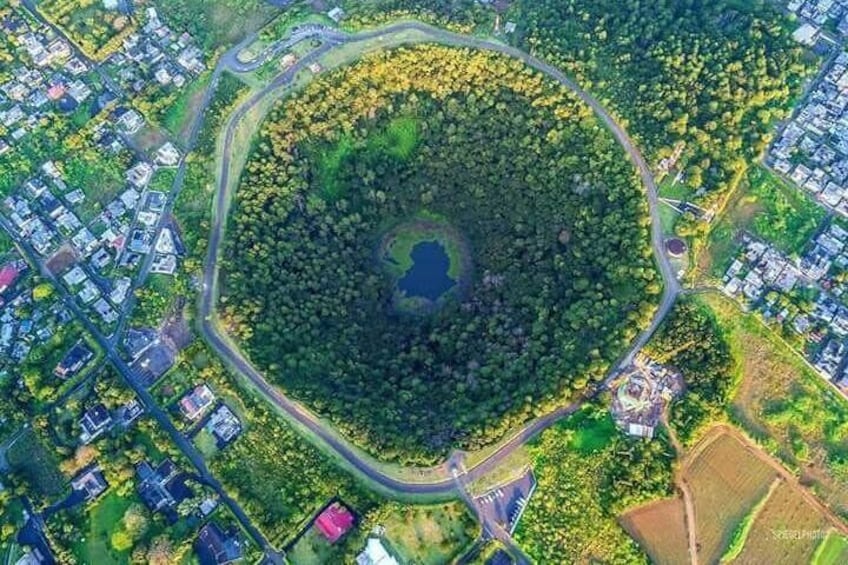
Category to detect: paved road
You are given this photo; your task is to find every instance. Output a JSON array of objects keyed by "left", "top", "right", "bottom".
[
  {"left": 0, "top": 215, "right": 280, "bottom": 562},
  {"left": 21, "top": 0, "right": 125, "bottom": 97},
  {"left": 200, "top": 20, "right": 682, "bottom": 497}
]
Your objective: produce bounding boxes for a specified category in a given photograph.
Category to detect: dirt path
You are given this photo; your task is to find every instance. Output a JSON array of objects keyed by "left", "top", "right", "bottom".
[{"left": 663, "top": 414, "right": 699, "bottom": 565}]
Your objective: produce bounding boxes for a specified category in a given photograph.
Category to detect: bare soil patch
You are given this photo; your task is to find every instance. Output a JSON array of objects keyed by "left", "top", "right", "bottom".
[{"left": 620, "top": 497, "right": 690, "bottom": 565}]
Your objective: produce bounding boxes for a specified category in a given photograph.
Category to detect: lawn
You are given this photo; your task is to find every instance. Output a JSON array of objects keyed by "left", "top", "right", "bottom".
[
  {"left": 814, "top": 532, "right": 848, "bottom": 565},
  {"left": 569, "top": 411, "right": 617, "bottom": 455},
  {"left": 287, "top": 526, "right": 340, "bottom": 565},
  {"left": 193, "top": 428, "right": 219, "bottom": 459},
  {"left": 72, "top": 492, "right": 134, "bottom": 565},
  {"left": 380, "top": 503, "right": 476, "bottom": 565}
]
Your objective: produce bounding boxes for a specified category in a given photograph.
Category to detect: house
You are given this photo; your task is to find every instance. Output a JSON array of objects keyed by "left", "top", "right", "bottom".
[
  {"left": 150, "top": 253, "right": 177, "bottom": 275},
  {"left": 70, "top": 464, "right": 108, "bottom": 501},
  {"left": 80, "top": 403, "right": 112, "bottom": 444},
  {"left": 127, "top": 162, "right": 154, "bottom": 188},
  {"left": 315, "top": 502, "right": 355, "bottom": 543},
  {"left": 204, "top": 405, "right": 242, "bottom": 447},
  {"left": 179, "top": 384, "right": 215, "bottom": 421},
  {"left": 793, "top": 23, "right": 820, "bottom": 46},
  {"left": 115, "top": 107, "right": 143, "bottom": 134},
  {"left": 54, "top": 341, "right": 94, "bottom": 378},
  {"left": 156, "top": 142, "right": 180, "bottom": 166},
  {"left": 137, "top": 458, "right": 193, "bottom": 522},
  {"left": 327, "top": 7, "right": 345, "bottom": 22},
  {"left": 0, "top": 262, "right": 20, "bottom": 294},
  {"left": 194, "top": 522, "right": 243, "bottom": 565},
  {"left": 356, "top": 538, "right": 398, "bottom": 565}
]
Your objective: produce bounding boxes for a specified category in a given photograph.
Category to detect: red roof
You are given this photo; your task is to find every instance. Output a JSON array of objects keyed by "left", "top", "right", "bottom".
[
  {"left": 47, "top": 84, "right": 66, "bottom": 100},
  {"left": 314, "top": 503, "right": 354, "bottom": 543},
  {"left": 0, "top": 264, "right": 19, "bottom": 290}
]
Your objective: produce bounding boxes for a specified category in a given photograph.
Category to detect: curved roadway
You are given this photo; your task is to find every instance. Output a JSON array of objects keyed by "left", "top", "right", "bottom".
[{"left": 200, "top": 22, "right": 680, "bottom": 496}]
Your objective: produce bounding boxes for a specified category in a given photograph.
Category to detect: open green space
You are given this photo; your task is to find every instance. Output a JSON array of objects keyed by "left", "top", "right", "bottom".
[
  {"left": 223, "top": 44, "right": 659, "bottom": 464},
  {"left": 701, "top": 292, "right": 848, "bottom": 516},
  {"left": 161, "top": 74, "right": 213, "bottom": 146},
  {"left": 153, "top": 0, "right": 280, "bottom": 49},
  {"left": 287, "top": 526, "right": 340, "bottom": 565},
  {"left": 703, "top": 165, "right": 826, "bottom": 279},
  {"left": 814, "top": 532, "right": 848, "bottom": 565},
  {"left": 514, "top": 406, "right": 674, "bottom": 562},
  {"left": 72, "top": 491, "right": 135, "bottom": 565},
  {"left": 5, "top": 428, "right": 67, "bottom": 502},
  {"left": 380, "top": 503, "right": 476, "bottom": 564}
]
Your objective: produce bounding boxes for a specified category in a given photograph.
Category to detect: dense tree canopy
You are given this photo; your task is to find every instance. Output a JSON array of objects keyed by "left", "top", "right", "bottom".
[
  {"left": 517, "top": 0, "right": 810, "bottom": 206},
  {"left": 223, "top": 45, "right": 660, "bottom": 462},
  {"left": 648, "top": 299, "right": 736, "bottom": 443}
]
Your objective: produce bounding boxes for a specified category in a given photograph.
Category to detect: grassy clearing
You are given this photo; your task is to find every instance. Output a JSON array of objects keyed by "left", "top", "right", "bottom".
[
  {"left": 153, "top": 0, "right": 280, "bottom": 49},
  {"left": 813, "top": 532, "right": 848, "bottom": 565},
  {"left": 368, "top": 116, "right": 421, "bottom": 160},
  {"left": 569, "top": 411, "right": 617, "bottom": 455},
  {"left": 287, "top": 527, "right": 338, "bottom": 565},
  {"left": 162, "top": 74, "right": 212, "bottom": 146},
  {"left": 316, "top": 135, "right": 355, "bottom": 201},
  {"left": 379, "top": 503, "right": 476, "bottom": 565},
  {"left": 65, "top": 152, "right": 131, "bottom": 223},
  {"left": 619, "top": 497, "right": 690, "bottom": 565},
  {"left": 701, "top": 166, "right": 826, "bottom": 279},
  {"left": 72, "top": 491, "right": 134, "bottom": 564},
  {"left": 700, "top": 293, "right": 848, "bottom": 516}
]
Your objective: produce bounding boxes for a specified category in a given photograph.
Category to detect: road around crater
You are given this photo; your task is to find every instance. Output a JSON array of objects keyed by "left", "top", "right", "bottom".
[{"left": 200, "top": 21, "right": 681, "bottom": 497}]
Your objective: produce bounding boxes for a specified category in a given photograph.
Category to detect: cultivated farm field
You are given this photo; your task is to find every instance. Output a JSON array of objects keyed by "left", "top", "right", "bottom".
[
  {"left": 701, "top": 293, "right": 848, "bottom": 516},
  {"left": 620, "top": 497, "right": 690, "bottom": 565},
  {"left": 732, "top": 481, "right": 829, "bottom": 565},
  {"left": 686, "top": 431, "right": 776, "bottom": 564}
]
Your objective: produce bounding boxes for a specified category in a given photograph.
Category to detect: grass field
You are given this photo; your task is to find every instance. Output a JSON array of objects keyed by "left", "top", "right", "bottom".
[
  {"left": 287, "top": 526, "right": 339, "bottom": 565},
  {"left": 620, "top": 497, "right": 690, "bottom": 565},
  {"left": 162, "top": 74, "right": 212, "bottom": 146},
  {"left": 700, "top": 293, "right": 848, "bottom": 516},
  {"left": 813, "top": 531, "right": 848, "bottom": 565},
  {"left": 686, "top": 431, "right": 776, "bottom": 564},
  {"left": 701, "top": 165, "right": 826, "bottom": 279},
  {"left": 72, "top": 492, "right": 134, "bottom": 564},
  {"left": 732, "top": 481, "right": 830, "bottom": 565},
  {"left": 381, "top": 503, "right": 476, "bottom": 565}
]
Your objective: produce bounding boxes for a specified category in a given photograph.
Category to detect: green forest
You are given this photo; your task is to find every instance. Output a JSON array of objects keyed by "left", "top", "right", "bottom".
[
  {"left": 648, "top": 299, "right": 736, "bottom": 443},
  {"left": 515, "top": 0, "right": 809, "bottom": 208},
  {"left": 222, "top": 44, "right": 661, "bottom": 463}
]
